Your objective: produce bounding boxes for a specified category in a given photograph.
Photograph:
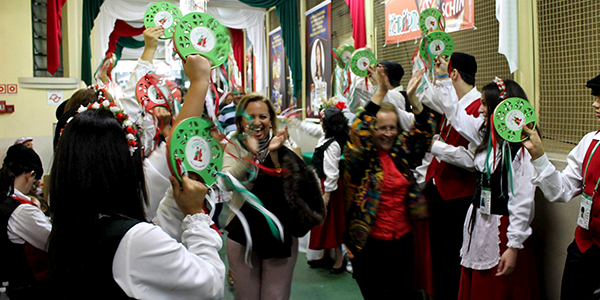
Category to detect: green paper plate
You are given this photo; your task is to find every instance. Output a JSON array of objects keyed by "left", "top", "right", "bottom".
[
  {"left": 173, "top": 12, "right": 231, "bottom": 67},
  {"left": 350, "top": 49, "right": 377, "bottom": 77},
  {"left": 419, "top": 8, "right": 445, "bottom": 34},
  {"left": 492, "top": 97, "right": 537, "bottom": 142},
  {"left": 167, "top": 117, "right": 223, "bottom": 186},
  {"left": 144, "top": 2, "right": 183, "bottom": 39},
  {"left": 337, "top": 44, "right": 355, "bottom": 69},
  {"left": 419, "top": 31, "right": 454, "bottom": 67}
]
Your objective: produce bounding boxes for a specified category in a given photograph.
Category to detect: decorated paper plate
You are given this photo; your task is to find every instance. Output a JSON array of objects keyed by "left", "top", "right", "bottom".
[
  {"left": 350, "top": 49, "right": 377, "bottom": 77},
  {"left": 336, "top": 44, "right": 355, "bottom": 69},
  {"left": 492, "top": 97, "right": 537, "bottom": 142},
  {"left": 173, "top": 12, "right": 231, "bottom": 67},
  {"left": 144, "top": 2, "right": 183, "bottom": 39},
  {"left": 136, "top": 73, "right": 171, "bottom": 113},
  {"left": 419, "top": 8, "right": 445, "bottom": 33},
  {"left": 419, "top": 31, "right": 454, "bottom": 67},
  {"left": 167, "top": 117, "right": 223, "bottom": 186}
]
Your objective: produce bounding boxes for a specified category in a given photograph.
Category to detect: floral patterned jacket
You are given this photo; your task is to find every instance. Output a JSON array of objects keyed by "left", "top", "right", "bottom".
[{"left": 343, "top": 101, "right": 434, "bottom": 255}]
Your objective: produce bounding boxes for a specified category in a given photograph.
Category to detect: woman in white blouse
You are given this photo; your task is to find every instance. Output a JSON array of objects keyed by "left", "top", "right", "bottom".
[
  {"left": 48, "top": 55, "right": 225, "bottom": 300},
  {"left": 417, "top": 74, "right": 540, "bottom": 299}
]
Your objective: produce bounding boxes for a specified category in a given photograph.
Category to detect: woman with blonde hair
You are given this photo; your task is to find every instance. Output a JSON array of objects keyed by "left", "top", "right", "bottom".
[{"left": 223, "top": 93, "right": 325, "bottom": 300}]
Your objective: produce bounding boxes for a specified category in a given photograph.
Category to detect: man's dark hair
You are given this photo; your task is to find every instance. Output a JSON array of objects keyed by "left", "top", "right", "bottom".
[{"left": 378, "top": 61, "right": 404, "bottom": 88}]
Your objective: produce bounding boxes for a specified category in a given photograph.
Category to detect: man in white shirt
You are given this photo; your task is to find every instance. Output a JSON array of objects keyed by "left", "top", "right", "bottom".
[{"left": 349, "top": 61, "right": 415, "bottom": 131}]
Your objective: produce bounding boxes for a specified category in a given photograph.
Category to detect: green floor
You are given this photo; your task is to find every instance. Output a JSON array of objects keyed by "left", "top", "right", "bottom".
[{"left": 217, "top": 210, "right": 362, "bottom": 300}]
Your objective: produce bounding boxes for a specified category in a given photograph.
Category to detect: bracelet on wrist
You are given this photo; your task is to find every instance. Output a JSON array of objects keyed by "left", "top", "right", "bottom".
[{"left": 436, "top": 74, "right": 449, "bottom": 79}]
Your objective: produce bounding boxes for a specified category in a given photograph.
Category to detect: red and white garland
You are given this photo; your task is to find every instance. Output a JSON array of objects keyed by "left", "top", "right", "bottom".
[{"left": 73, "top": 101, "right": 139, "bottom": 155}]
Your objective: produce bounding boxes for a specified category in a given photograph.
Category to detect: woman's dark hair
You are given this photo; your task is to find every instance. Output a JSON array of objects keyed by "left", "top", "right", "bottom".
[
  {"left": 48, "top": 109, "right": 147, "bottom": 279},
  {"left": 0, "top": 162, "right": 34, "bottom": 197},
  {"left": 322, "top": 107, "right": 349, "bottom": 149},
  {"left": 64, "top": 88, "right": 114, "bottom": 112},
  {"left": 475, "top": 79, "right": 529, "bottom": 155}
]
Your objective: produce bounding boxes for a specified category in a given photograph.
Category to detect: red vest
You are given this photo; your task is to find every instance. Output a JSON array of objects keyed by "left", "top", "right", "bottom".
[
  {"left": 426, "top": 99, "right": 481, "bottom": 200},
  {"left": 576, "top": 138, "right": 600, "bottom": 252}
]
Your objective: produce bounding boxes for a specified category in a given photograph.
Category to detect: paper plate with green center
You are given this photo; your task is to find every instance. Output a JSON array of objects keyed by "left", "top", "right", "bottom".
[
  {"left": 419, "top": 31, "right": 454, "bottom": 67},
  {"left": 144, "top": 2, "right": 183, "bottom": 39},
  {"left": 350, "top": 49, "right": 377, "bottom": 77},
  {"left": 336, "top": 44, "right": 355, "bottom": 69},
  {"left": 492, "top": 97, "right": 537, "bottom": 142},
  {"left": 173, "top": 12, "right": 231, "bottom": 67},
  {"left": 167, "top": 117, "right": 223, "bottom": 186},
  {"left": 419, "top": 8, "right": 445, "bottom": 34}
]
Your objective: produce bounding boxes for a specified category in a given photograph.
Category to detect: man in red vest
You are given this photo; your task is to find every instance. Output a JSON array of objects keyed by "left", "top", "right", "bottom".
[{"left": 418, "top": 52, "right": 482, "bottom": 300}]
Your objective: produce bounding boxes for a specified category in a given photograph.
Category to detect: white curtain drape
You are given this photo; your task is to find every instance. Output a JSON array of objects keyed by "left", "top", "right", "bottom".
[
  {"left": 206, "top": 7, "right": 267, "bottom": 95},
  {"left": 496, "top": 0, "right": 518, "bottom": 73},
  {"left": 92, "top": 0, "right": 267, "bottom": 95},
  {"left": 92, "top": 0, "right": 152, "bottom": 69}
]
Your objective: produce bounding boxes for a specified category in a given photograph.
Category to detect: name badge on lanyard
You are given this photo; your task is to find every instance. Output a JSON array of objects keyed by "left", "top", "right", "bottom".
[
  {"left": 480, "top": 186, "right": 492, "bottom": 215},
  {"left": 578, "top": 193, "right": 593, "bottom": 230},
  {"left": 580, "top": 141, "right": 600, "bottom": 230}
]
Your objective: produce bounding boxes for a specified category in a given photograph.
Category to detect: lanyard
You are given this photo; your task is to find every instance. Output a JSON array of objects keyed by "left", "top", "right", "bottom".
[
  {"left": 483, "top": 133, "right": 515, "bottom": 196},
  {"left": 583, "top": 141, "right": 600, "bottom": 197}
]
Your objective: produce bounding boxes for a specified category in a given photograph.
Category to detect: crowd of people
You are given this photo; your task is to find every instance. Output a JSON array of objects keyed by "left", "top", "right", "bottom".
[{"left": 2, "top": 24, "right": 600, "bottom": 300}]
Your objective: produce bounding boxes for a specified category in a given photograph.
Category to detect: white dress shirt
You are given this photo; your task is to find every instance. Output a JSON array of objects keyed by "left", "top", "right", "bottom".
[
  {"left": 114, "top": 203, "right": 225, "bottom": 299},
  {"left": 458, "top": 145, "right": 535, "bottom": 269},
  {"left": 120, "top": 59, "right": 158, "bottom": 157},
  {"left": 7, "top": 189, "right": 51, "bottom": 251},
  {"left": 316, "top": 137, "right": 341, "bottom": 193},
  {"left": 419, "top": 79, "right": 484, "bottom": 145},
  {"left": 530, "top": 131, "right": 600, "bottom": 202},
  {"left": 143, "top": 142, "right": 172, "bottom": 221}
]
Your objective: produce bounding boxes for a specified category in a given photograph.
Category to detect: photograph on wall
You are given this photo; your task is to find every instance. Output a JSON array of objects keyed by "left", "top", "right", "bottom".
[
  {"left": 269, "top": 27, "right": 287, "bottom": 113},
  {"left": 245, "top": 34, "right": 255, "bottom": 94},
  {"left": 305, "top": 0, "right": 332, "bottom": 118}
]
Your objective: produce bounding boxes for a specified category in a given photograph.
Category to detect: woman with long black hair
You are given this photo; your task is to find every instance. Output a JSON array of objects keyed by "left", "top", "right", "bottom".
[
  {"left": 48, "top": 55, "right": 225, "bottom": 299},
  {"left": 421, "top": 73, "right": 540, "bottom": 299}
]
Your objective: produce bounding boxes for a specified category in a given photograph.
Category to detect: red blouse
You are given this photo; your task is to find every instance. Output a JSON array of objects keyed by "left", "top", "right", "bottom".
[{"left": 370, "top": 150, "right": 411, "bottom": 240}]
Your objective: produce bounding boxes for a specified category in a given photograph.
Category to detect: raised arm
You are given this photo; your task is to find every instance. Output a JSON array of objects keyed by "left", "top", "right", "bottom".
[
  {"left": 174, "top": 55, "right": 212, "bottom": 124},
  {"left": 523, "top": 126, "right": 590, "bottom": 202}
]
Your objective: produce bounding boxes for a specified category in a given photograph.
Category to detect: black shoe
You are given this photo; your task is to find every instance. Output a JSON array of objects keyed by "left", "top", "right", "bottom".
[
  {"left": 307, "top": 257, "right": 334, "bottom": 268},
  {"left": 329, "top": 259, "right": 347, "bottom": 274}
]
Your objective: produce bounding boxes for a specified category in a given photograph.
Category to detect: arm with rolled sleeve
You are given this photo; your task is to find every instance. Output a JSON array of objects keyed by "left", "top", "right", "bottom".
[
  {"left": 530, "top": 132, "right": 594, "bottom": 203},
  {"left": 8, "top": 204, "right": 52, "bottom": 251},
  {"left": 113, "top": 215, "right": 225, "bottom": 300},
  {"left": 323, "top": 140, "right": 341, "bottom": 193},
  {"left": 299, "top": 120, "right": 324, "bottom": 138},
  {"left": 430, "top": 139, "right": 476, "bottom": 171},
  {"left": 506, "top": 149, "right": 536, "bottom": 249}
]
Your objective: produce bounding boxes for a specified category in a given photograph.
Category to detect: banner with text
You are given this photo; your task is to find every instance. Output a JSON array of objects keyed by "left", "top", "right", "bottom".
[
  {"left": 269, "top": 27, "right": 289, "bottom": 113},
  {"left": 385, "top": 0, "right": 474, "bottom": 44},
  {"left": 305, "top": 0, "right": 332, "bottom": 118}
]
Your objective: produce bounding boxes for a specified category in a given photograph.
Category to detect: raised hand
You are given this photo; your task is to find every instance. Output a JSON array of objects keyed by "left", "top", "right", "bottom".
[
  {"left": 406, "top": 69, "right": 426, "bottom": 114},
  {"left": 141, "top": 27, "right": 164, "bottom": 62},
  {"left": 170, "top": 175, "right": 207, "bottom": 217},
  {"left": 521, "top": 124, "right": 544, "bottom": 160},
  {"left": 434, "top": 55, "right": 449, "bottom": 76}
]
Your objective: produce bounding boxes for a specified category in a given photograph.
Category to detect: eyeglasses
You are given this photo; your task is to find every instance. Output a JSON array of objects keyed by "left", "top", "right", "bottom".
[{"left": 374, "top": 126, "right": 398, "bottom": 133}]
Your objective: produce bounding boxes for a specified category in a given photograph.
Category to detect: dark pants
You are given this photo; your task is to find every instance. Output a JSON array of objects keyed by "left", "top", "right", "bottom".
[
  {"left": 561, "top": 240, "right": 600, "bottom": 300},
  {"left": 425, "top": 182, "right": 472, "bottom": 300},
  {"left": 351, "top": 233, "right": 415, "bottom": 300}
]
